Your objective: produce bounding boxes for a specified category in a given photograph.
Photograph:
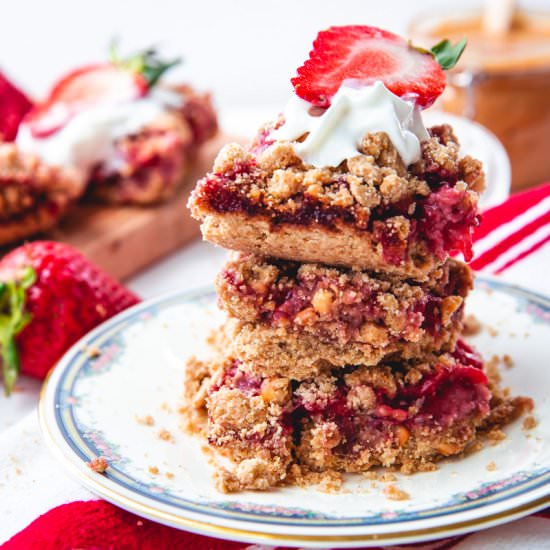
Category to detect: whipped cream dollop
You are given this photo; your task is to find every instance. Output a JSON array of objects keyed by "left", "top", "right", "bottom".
[
  {"left": 16, "top": 88, "right": 184, "bottom": 177},
  {"left": 270, "top": 81, "right": 429, "bottom": 167}
]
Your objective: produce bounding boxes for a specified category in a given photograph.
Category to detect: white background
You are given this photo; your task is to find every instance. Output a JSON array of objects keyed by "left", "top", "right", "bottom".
[
  {"left": 1, "top": 2, "right": 550, "bottom": 543},
  {"left": 1, "top": 0, "right": 548, "bottom": 115}
]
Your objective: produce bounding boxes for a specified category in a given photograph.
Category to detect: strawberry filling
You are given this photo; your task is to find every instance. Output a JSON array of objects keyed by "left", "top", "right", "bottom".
[
  {"left": 294, "top": 343, "right": 489, "bottom": 456},
  {"left": 197, "top": 161, "right": 478, "bottom": 265},
  {"left": 209, "top": 341, "right": 490, "bottom": 456}
]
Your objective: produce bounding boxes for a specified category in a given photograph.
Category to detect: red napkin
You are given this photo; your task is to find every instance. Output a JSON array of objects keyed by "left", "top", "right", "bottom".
[
  {"left": 3, "top": 184, "right": 550, "bottom": 550},
  {"left": 0, "top": 501, "right": 247, "bottom": 550}
]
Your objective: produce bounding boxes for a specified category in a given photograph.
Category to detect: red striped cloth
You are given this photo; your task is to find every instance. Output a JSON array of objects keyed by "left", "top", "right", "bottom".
[
  {"left": 2, "top": 184, "right": 550, "bottom": 550},
  {"left": 470, "top": 183, "right": 550, "bottom": 274}
]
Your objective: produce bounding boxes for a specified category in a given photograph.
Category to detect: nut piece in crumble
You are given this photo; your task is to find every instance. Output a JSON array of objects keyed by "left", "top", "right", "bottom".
[
  {"left": 217, "top": 253, "right": 472, "bottom": 376},
  {"left": 0, "top": 143, "right": 85, "bottom": 245},
  {"left": 189, "top": 124, "right": 484, "bottom": 280},
  {"left": 89, "top": 87, "right": 218, "bottom": 205},
  {"left": 182, "top": 340, "right": 528, "bottom": 492}
]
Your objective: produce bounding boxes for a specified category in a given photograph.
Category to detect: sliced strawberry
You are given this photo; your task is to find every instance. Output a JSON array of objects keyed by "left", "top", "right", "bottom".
[
  {"left": 0, "top": 71, "right": 33, "bottom": 141},
  {"left": 25, "top": 63, "right": 148, "bottom": 138},
  {"left": 292, "top": 25, "right": 446, "bottom": 108}
]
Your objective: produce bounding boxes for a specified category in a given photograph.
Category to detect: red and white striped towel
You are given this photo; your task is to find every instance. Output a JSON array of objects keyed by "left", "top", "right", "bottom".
[
  {"left": 1, "top": 184, "right": 549, "bottom": 550},
  {"left": 471, "top": 183, "right": 550, "bottom": 276}
]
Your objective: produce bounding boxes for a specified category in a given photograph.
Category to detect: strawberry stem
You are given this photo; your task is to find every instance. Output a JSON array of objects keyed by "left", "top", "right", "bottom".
[
  {"left": 0, "top": 267, "right": 36, "bottom": 396},
  {"left": 109, "top": 40, "right": 182, "bottom": 89},
  {"left": 430, "top": 38, "right": 467, "bottom": 70}
]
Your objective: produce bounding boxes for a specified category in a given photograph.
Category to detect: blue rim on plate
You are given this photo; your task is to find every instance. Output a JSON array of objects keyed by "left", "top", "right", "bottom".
[{"left": 39, "top": 276, "right": 550, "bottom": 547}]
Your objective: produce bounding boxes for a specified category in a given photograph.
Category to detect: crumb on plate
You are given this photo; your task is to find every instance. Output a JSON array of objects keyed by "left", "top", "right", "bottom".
[
  {"left": 523, "top": 416, "right": 537, "bottom": 430},
  {"left": 462, "top": 314, "right": 481, "bottom": 336},
  {"left": 86, "top": 345, "right": 101, "bottom": 359},
  {"left": 136, "top": 415, "right": 155, "bottom": 426},
  {"left": 88, "top": 456, "right": 109, "bottom": 474},
  {"left": 158, "top": 429, "right": 173, "bottom": 442},
  {"left": 384, "top": 484, "right": 410, "bottom": 501}
]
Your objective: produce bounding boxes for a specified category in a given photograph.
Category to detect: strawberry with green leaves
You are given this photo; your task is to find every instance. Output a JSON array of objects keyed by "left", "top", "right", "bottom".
[
  {"left": 0, "top": 241, "right": 140, "bottom": 395},
  {"left": 24, "top": 45, "right": 181, "bottom": 138},
  {"left": 291, "top": 25, "right": 466, "bottom": 108}
]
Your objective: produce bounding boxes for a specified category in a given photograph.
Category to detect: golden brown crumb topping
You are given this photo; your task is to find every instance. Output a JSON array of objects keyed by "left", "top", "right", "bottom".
[
  {"left": 194, "top": 124, "right": 484, "bottom": 224},
  {"left": 0, "top": 143, "right": 84, "bottom": 220}
]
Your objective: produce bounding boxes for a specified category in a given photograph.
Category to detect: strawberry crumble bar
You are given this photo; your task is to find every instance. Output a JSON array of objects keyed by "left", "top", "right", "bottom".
[
  {"left": 218, "top": 253, "right": 472, "bottom": 377},
  {"left": 184, "top": 24, "right": 531, "bottom": 493},
  {"left": 15, "top": 46, "right": 218, "bottom": 211},
  {"left": 89, "top": 87, "right": 217, "bottom": 204},
  {"left": 189, "top": 124, "right": 483, "bottom": 280},
  {"left": 0, "top": 143, "right": 85, "bottom": 245},
  {"left": 183, "top": 340, "right": 531, "bottom": 492}
]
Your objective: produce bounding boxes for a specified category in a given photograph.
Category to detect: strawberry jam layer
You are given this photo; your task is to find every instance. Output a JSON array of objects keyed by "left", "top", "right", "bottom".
[{"left": 196, "top": 164, "right": 479, "bottom": 265}]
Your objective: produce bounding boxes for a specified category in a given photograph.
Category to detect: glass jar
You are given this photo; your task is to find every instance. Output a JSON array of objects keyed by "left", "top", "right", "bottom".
[{"left": 410, "top": 9, "right": 550, "bottom": 190}]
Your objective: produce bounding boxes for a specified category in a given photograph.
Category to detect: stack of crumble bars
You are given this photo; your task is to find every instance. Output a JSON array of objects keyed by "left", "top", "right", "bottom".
[{"left": 185, "top": 122, "right": 530, "bottom": 492}]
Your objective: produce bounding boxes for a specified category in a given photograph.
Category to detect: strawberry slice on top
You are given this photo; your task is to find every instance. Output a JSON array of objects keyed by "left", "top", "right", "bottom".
[
  {"left": 25, "top": 64, "right": 148, "bottom": 139},
  {"left": 24, "top": 46, "right": 180, "bottom": 139},
  {"left": 292, "top": 25, "right": 462, "bottom": 109},
  {"left": 0, "top": 71, "right": 33, "bottom": 141}
]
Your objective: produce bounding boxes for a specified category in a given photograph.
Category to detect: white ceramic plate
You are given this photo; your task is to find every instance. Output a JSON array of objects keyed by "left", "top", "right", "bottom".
[{"left": 40, "top": 277, "right": 550, "bottom": 548}]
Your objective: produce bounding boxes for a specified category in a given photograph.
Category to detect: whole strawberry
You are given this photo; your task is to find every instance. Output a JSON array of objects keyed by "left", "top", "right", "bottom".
[
  {"left": 0, "top": 70, "right": 33, "bottom": 141},
  {"left": 24, "top": 44, "right": 181, "bottom": 138},
  {"left": 0, "top": 241, "right": 140, "bottom": 394}
]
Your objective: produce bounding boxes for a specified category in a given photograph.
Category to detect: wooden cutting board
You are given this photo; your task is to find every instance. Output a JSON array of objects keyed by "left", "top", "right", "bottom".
[{"left": 44, "top": 132, "right": 235, "bottom": 281}]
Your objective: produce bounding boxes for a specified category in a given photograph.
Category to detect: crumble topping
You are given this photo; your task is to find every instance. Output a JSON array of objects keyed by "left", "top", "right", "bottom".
[
  {"left": 217, "top": 254, "right": 471, "bottom": 359},
  {"left": 0, "top": 143, "right": 85, "bottom": 244},
  {"left": 199, "top": 125, "right": 483, "bottom": 219},
  {"left": 190, "top": 124, "right": 484, "bottom": 272},
  {"left": 181, "top": 340, "right": 530, "bottom": 492}
]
